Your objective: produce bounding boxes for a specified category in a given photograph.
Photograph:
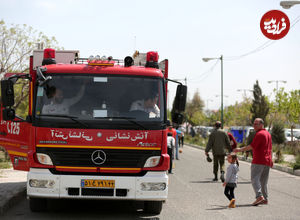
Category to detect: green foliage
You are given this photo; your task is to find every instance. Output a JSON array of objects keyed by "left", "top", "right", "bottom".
[
  {"left": 272, "top": 144, "right": 284, "bottom": 163},
  {"left": 167, "top": 109, "right": 171, "bottom": 121},
  {"left": 282, "top": 142, "right": 300, "bottom": 155},
  {"left": 275, "top": 89, "right": 300, "bottom": 129},
  {"left": 0, "top": 19, "right": 62, "bottom": 73},
  {"left": 205, "top": 110, "right": 219, "bottom": 126},
  {"left": 0, "top": 20, "right": 62, "bottom": 118},
  {"left": 293, "top": 155, "right": 300, "bottom": 170},
  {"left": 185, "top": 134, "right": 207, "bottom": 147},
  {"left": 246, "top": 130, "right": 256, "bottom": 145},
  {"left": 0, "top": 162, "right": 12, "bottom": 169},
  {"left": 224, "top": 98, "right": 252, "bottom": 126},
  {"left": 13, "top": 80, "right": 29, "bottom": 118},
  {"left": 0, "top": 150, "right": 12, "bottom": 169},
  {"left": 184, "top": 90, "right": 205, "bottom": 126},
  {"left": 250, "top": 80, "right": 269, "bottom": 126},
  {"left": 271, "top": 121, "right": 286, "bottom": 145}
]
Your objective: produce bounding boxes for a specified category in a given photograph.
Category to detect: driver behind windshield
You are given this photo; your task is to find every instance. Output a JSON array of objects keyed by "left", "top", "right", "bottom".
[
  {"left": 129, "top": 92, "right": 160, "bottom": 118},
  {"left": 42, "top": 84, "right": 86, "bottom": 115}
]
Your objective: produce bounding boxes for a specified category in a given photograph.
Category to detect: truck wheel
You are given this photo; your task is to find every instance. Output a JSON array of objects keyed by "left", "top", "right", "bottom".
[
  {"left": 144, "top": 201, "right": 163, "bottom": 215},
  {"left": 29, "top": 197, "right": 47, "bottom": 212}
]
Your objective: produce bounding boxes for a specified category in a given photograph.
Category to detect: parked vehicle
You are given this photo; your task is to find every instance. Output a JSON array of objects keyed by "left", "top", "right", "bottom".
[{"left": 285, "top": 129, "right": 300, "bottom": 142}]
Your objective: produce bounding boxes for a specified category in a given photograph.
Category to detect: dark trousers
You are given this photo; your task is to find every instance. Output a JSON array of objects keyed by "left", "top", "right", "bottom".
[
  {"left": 167, "top": 148, "right": 173, "bottom": 173},
  {"left": 224, "top": 185, "right": 235, "bottom": 201},
  {"left": 213, "top": 155, "right": 225, "bottom": 175},
  {"left": 179, "top": 136, "right": 184, "bottom": 147}
]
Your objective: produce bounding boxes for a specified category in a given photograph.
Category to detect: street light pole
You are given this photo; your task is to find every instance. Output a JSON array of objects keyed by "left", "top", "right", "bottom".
[
  {"left": 202, "top": 55, "right": 224, "bottom": 128},
  {"left": 280, "top": 1, "right": 300, "bottom": 9},
  {"left": 220, "top": 55, "right": 223, "bottom": 129},
  {"left": 268, "top": 80, "right": 287, "bottom": 94}
]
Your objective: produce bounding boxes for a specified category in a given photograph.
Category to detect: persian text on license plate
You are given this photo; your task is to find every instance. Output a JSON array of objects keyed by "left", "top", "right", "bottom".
[{"left": 81, "top": 179, "right": 115, "bottom": 188}]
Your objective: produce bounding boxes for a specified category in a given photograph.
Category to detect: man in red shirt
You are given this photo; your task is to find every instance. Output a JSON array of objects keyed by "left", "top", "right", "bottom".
[{"left": 234, "top": 118, "right": 273, "bottom": 206}]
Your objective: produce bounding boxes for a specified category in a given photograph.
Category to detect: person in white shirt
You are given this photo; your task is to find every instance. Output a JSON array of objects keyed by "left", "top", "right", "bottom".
[
  {"left": 129, "top": 93, "right": 160, "bottom": 118},
  {"left": 167, "top": 132, "right": 175, "bottom": 174},
  {"left": 42, "top": 85, "right": 85, "bottom": 115}
]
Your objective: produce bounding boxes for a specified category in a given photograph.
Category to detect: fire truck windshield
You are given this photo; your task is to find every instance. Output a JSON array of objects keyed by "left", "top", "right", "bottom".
[{"left": 34, "top": 74, "right": 165, "bottom": 129}]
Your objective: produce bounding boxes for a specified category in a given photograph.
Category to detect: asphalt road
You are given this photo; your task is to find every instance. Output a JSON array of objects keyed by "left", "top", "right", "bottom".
[{"left": 2, "top": 145, "right": 300, "bottom": 220}]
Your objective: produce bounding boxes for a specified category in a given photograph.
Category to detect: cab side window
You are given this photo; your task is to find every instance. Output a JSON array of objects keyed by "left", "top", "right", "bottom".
[{"left": 13, "top": 79, "right": 29, "bottom": 119}]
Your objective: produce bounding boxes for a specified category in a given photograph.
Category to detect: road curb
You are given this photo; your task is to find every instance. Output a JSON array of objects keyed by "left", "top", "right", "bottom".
[
  {"left": 0, "top": 182, "right": 26, "bottom": 215},
  {"left": 185, "top": 143, "right": 300, "bottom": 177}
]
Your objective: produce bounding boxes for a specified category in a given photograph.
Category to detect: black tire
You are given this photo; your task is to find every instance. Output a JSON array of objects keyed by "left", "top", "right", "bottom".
[
  {"left": 144, "top": 201, "right": 163, "bottom": 215},
  {"left": 29, "top": 197, "right": 47, "bottom": 212}
]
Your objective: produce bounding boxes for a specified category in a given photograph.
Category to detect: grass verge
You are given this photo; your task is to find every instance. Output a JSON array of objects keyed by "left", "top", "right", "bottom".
[{"left": 0, "top": 151, "right": 12, "bottom": 169}]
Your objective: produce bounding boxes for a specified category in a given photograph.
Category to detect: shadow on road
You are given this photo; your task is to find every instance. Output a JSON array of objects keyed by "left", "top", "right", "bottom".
[
  {"left": 45, "top": 199, "right": 159, "bottom": 219},
  {"left": 206, "top": 203, "right": 253, "bottom": 210},
  {"left": 237, "top": 181, "right": 252, "bottom": 184},
  {"left": 189, "top": 179, "right": 222, "bottom": 184},
  {"left": 190, "top": 179, "right": 252, "bottom": 185},
  {"left": 236, "top": 204, "right": 255, "bottom": 208},
  {"left": 206, "top": 205, "right": 228, "bottom": 210}
]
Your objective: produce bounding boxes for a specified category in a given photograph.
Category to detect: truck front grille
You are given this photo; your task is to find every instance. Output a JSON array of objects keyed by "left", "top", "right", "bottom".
[
  {"left": 37, "top": 147, "right": 161, "bottom": 168},
  {"left": 81, "top": 188, "right": 114, "bottom": 196},
  {"left": 67, "top": 188, "right": 128, "bottom": 197}
]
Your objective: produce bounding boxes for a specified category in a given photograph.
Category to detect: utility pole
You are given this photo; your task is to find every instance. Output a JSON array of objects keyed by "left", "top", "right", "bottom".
[
  {"left": 202, "top": 55, "right": 224, "bottom": 128},
  {"left": 221, "top": 55, "right": 223, "bottom": 128}
]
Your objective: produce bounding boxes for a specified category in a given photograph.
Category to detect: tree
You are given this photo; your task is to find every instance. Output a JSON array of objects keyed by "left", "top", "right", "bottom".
[
  {"left": 275, "top": 89, "right": 300, "bottom": 139},
  {"left": 184, "top": 91, "right": 205, "bottom": 126},
  {"left": 271, "top": 121, "right": 286, "bottom": 144},
  {"left": 250, "top": 80, "right": 269, "bottom": 126},
  {"left": 0, "top": 20, "right": 61, "bottom": 74},
  {"left": 0, "top": 20, "right": 61, "bottom": 117},
  {"left": 224, "top": 97, "right": 252, "bottom": 126}
]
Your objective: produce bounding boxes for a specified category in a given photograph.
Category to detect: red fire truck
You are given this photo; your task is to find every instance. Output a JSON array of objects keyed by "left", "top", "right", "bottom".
[{"left": 0, "top": 48, "right": 186, "bottom": 214}]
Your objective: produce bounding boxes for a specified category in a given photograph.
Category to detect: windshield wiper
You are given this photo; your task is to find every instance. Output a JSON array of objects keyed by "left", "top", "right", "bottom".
[
  {"left": 37, "top": 114, "right": 89, "bottom": 128},
  {"left": 94, "top": 117, "right": 148, "bottom": 130}
]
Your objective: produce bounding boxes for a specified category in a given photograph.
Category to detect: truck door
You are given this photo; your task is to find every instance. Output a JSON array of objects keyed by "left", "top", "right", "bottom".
[{"left": 0, "top": 77, "right": 32, "bottom": 171}]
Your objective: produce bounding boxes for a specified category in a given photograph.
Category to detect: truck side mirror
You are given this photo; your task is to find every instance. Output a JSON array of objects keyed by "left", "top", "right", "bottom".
[
  {"left": 171, "top": 85, "right": 187, "bottom": 125},
  {"left": 173, "top": 85, "right": 187, "bottom": 112},
  {"left": 171, "top": 112, "right": 184, "bottom": 125},
  {"left": 1, "top": 80, "right": 15, "bottom": 107}
]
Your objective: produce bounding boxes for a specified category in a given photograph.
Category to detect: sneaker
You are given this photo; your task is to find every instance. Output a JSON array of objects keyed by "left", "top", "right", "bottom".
[
  {"left": 228, "top": 199, "right": 236, "bottom": 208},
  {"left": 213, "top": 177, "right": 218, "bottom": 181},
  {"left": 261, "top": 200, "right": 268, "bottom": 205},
  {"left": 220, "top": 172, "right": 225, "bottom": 183},
  {"left": 252, "top": 196, "right": 264, "bottom": 206}
]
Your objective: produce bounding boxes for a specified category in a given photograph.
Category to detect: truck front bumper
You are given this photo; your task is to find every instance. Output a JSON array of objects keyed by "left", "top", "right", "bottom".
[{"left": 27, "top": 168, "right": 168, "bottom": 201}]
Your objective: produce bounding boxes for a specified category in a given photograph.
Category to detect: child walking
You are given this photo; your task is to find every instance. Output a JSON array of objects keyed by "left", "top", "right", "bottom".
[{"left": 223, "top": 153, "right": 239, "bottom": 208}]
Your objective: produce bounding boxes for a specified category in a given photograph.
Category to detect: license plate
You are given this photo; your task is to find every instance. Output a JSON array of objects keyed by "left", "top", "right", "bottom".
[{"left": 81, "top": 179, "right": 115, "bottom": 188}]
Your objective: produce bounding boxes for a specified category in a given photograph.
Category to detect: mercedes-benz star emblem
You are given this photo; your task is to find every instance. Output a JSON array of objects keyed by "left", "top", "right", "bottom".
[{"left": 91, "top": 150, "right": 106, "bottom": 165}]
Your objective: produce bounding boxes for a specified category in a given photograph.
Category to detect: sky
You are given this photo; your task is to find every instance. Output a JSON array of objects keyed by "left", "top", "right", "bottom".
[{"left": 1, "top": 0, "right": 299, "bottom": 110}]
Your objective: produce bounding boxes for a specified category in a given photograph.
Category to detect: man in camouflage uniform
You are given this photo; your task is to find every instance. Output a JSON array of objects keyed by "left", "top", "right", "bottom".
[{"left": 205, "top": 121, "right": 231, "bottom": 182}]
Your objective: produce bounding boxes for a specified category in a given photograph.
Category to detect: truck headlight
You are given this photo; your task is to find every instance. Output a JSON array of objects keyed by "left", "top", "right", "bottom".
[
  {"left": 141, "top": 182, "right": 166, "bottom": 191},
  {"left": 37, "top": 153, "right": 53, "bottom": 165},
  {"left": 29, "top": 179, "right": 55, "bottom": 188},
  {"left": 144, "top": 156, "right": 161, "bottom": 167}
]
